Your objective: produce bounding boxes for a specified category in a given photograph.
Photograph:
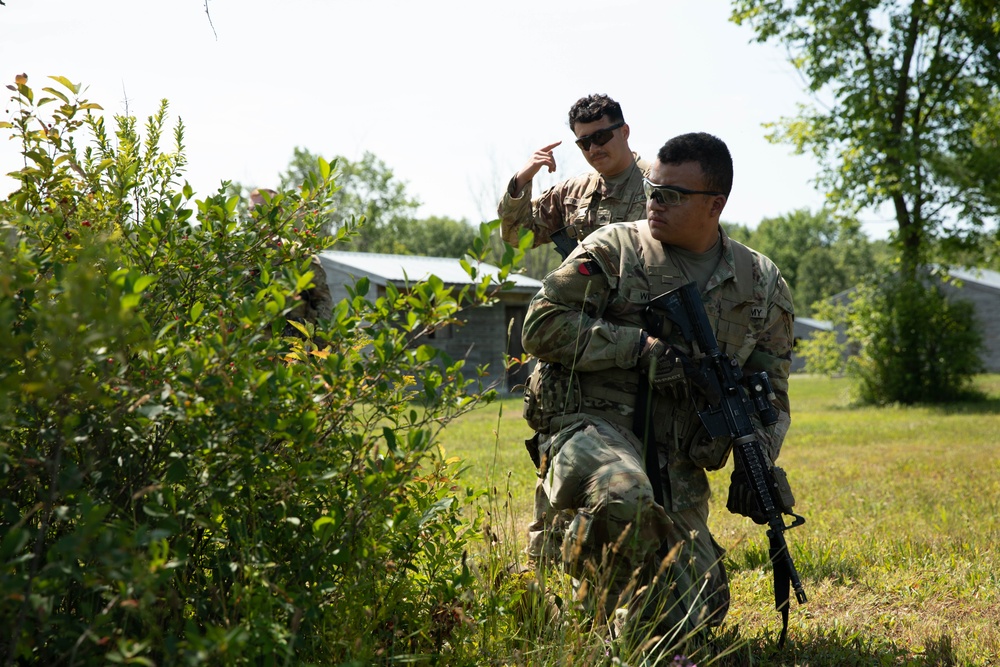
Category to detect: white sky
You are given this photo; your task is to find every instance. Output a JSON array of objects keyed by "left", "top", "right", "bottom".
[{"left": 0, "top": 0, "right": 894, "bottom": 238}]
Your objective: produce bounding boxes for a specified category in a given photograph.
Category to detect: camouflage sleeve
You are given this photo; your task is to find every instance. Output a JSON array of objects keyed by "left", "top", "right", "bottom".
[
  {"left": 746, "top": 271, "right": 795, "bottom": 461},
  {"left": 498, "top": 176, "right": 567, "bottom": 248},
  {"left": 522, "top": 247, "right": 644, "bottom": 372}
]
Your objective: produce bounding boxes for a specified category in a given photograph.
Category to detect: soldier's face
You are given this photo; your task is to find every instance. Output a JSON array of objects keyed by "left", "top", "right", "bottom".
[
  {"left": 573, "top": 117, "right": 633, "bottom": 178},
  {"left": 645, "top": 160, "right": 726, "bottom": 252}
]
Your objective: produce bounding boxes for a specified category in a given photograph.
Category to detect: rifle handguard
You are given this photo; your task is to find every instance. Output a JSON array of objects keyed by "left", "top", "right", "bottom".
[{"left": 727, "top": 461, "right": 796, "bottom": 524}]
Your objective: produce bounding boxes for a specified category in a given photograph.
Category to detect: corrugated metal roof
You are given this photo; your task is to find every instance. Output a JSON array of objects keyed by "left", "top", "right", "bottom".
[
  {"left": 796, "top": 317, "right": 833, "bottom": 331},
  {"left": 947, "top": 266, "right": 1000, "bottom": 291},
  {"left": 318, "top": 250, "right": 543, "bottom": 292}
]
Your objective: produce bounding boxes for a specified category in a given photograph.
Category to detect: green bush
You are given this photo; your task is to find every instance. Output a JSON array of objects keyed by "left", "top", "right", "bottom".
[
  {"left": 0, "top": 76, "right": 520, "bottom": 665},
  {"left": 806, "top": 270, "right": 985, "bottom": 405}
]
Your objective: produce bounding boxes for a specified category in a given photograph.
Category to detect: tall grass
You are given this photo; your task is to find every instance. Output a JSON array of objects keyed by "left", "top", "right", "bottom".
[{"left": 440, "top": 375, "right": 1000, "bottom": 666}]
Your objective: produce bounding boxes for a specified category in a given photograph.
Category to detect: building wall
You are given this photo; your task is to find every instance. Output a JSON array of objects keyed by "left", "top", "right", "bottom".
[
  {"left": 322, "top": 261, "right": 537, "bottom": 392},
  {"left": 432, "top": 292, "right": 536, "bottom": 393},
  {"left": 939, "top": 281, "right": 1000, "bottom": 372}
]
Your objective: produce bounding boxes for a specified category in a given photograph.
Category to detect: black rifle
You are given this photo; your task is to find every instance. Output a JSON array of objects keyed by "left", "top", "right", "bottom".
[
  {"left": 550, "top": 227, "right": 577, "bottom": 260},
  {"left": 649, "top": 282, "right": 807, "bottom": 647},
  {"left": 550, "top": 190, "right": 604, "bottom": 260}
]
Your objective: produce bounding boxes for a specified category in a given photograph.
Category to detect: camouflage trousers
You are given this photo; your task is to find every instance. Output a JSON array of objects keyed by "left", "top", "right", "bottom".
[
  {"left": 527, "top": 414, "right": 669, "bottom": 617},
  {"left": 526, "top": 414, "right": 729, "bottom": 632}
]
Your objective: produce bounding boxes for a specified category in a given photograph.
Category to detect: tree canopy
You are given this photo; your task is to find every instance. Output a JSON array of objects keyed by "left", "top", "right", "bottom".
[
  {"left": 276, "top": 147, "right": 477, "bottom": 257},
  {"left": 733, "top": 209, "right": 887, "bottom": 316},
  {"left": 731, "top": 0, "right": 1000, "bottom": 275},
  {"left": 732, "top": 0, "right": 1000, "bottom": 402}
]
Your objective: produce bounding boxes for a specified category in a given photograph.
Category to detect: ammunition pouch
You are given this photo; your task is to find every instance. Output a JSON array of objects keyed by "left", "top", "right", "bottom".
[
  {"left": 665, "top": 395, "right": 734, "bottom": 471},
  {"left": 687, "top": 425, "right": 734, "bottom": 471},
  {"left": 522, "top": 362, "right": 582, "bottom": 435}
]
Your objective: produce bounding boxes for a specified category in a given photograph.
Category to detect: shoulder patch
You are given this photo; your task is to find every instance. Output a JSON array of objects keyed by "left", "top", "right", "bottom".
[{"left": 578, "top": 260, "right": 601, "bottom": 276}]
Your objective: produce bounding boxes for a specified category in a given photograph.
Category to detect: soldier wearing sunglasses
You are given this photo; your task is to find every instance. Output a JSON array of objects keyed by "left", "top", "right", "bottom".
[
  {"left": 520, "top": 132, "right": 795, "bottom": 646},
  {"left": 506, "top": 94, "right": 651, "bottom": 570},
  {"left": 498, "top": 94, "right": 650, "bottom": 258}
]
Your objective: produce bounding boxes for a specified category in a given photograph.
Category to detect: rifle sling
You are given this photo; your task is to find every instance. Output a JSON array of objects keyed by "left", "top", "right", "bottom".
[
  {"left": 632, "top": 380, "right": 669, "bottom": 516},
  {"left": 770, "top": 530, "right": 792, "bottom": 648}
]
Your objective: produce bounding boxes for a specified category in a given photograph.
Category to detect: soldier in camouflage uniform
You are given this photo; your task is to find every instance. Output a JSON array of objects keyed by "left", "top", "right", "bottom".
[
  {"left": 497, "top": 94, "right": 650, "bottom": 253},
  {"left": 520, "top": 133, "right": 794, "bottom": 636},
  {"left": 500, "top": 95, "right": 653, "bottom": 565}
]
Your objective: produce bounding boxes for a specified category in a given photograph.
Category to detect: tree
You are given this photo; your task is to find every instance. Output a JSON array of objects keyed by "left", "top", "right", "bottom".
[
  {"left": 406, "top": 215, "right": 478, "bottom": 258},
  {"left": 732, "top": 0, "right": 1000, "bottom": 402},
  {"left": 732, "top": 1, "right": 1000, "bottom": 275},
  {"left": 745, "top": 209, "right": 885, "bottom": 316},
  {"left": 279, "top": 147, "right": 420, "bottom": 253}
]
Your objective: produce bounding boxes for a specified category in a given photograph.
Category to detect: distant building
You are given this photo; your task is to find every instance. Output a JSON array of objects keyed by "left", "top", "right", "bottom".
[
  {"left": 938, "top": 267, "right": 1000, "bottom": 372},
  {"left": 317, "top": 251, "right": 542, "bottom": 392},
  {"left": 791, "top": 316, "right": 834, "bottom": 373},
  {"left": 794, "top": 266, "right": 1000, "bottom": 373}
]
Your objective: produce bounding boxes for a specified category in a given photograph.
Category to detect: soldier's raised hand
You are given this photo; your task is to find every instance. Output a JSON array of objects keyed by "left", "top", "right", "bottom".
[{"left": 513, "top": 141, "right": 562, "bottom": 194}]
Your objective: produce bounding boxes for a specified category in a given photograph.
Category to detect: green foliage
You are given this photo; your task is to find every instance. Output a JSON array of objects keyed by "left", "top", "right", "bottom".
[
  {"left": 0, "top": 76, "right": 517, "bottom": 665},
  {"left": 726, "top": 210, "right": 888, "bottom": 316},
  {"left": 795, "top": 329, "right": 843, "bottom": 377},
  {"left": 270, "top": 148, "right": 481, "bottom": 258},
  {"left": 404, "top": 215, "right": 479, "bottom": 258},
  {"left": 805, "top": 271, "right": 984, "bottom": 404},
  {"left": 731, "top": 1, "right": 1000, "bottom": 271},
  {"left": 748, "top": 210, "right": 884, "bottom": 316},
  {"left": 730, "top": 2, "right": 999, "bottom": 397},
  {"left": 494, "top": 230, "right": 563, "bottom": 281},
  {"left": 278, "top": 147, "right": 419, "bottom": 253}
]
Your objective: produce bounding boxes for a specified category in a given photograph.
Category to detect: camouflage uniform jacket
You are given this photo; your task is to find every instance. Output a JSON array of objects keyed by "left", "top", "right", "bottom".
[
  {"left": 522, "top": 221, "right": 794, "bottom": 512},
  {"left": 498, "top": 154, "right": 651, "bottom": 247}
]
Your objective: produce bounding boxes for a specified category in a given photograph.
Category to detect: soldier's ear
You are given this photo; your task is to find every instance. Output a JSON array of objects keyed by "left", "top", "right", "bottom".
[
  {"left": 710, "top": 194, "right": 727, "bottom": 217},
  {"left": 622, "top": 123, "right": 630, "bottom": 141}
]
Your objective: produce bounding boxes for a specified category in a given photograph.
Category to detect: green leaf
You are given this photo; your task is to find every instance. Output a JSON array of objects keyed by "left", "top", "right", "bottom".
[
  {"left": 355, "top": 276, "right": 370, "bottom": 297},
  {"left": 190, "top": 301, "right": 204, "bottom": 322},
  {"left": 41, "top": 87, "right": 70, "bottom": 104},
  {"left": 120, "top": 293, "right": 141, "bottom": 311},
  {"left": 312, "top": 516, "right": 336, "bottom": 534},
  {"left": 133, "top": 275, "right": 155, "bottom": 293},
  {"left": 47, "top": 75, "right": 79, "bottom": 95},
  {"left": 286, "top": 319, "right": 310, "bottom": 337},
  {"left": 383, "top": 426, "right": 399, "bottom": 455}
]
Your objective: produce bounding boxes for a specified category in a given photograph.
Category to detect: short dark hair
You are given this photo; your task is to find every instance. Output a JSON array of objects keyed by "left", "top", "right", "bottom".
[
  {"left": 656, "top": 132, "right": 733, "bottom": 196},
  {"left": 568, "top": 94, "right": 624, "bottom": 131}
]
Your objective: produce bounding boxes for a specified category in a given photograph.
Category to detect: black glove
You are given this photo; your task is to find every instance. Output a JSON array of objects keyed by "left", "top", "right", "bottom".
[
  {"left": 727, "top": 461, "right": 769, "bottom": 525},
  {"left": 637, "top": 332, "right": 720, "bottom": 402},
  {"left": 636, "top": 333, "right": 691, "bottom": 392},
  {"left": 727, "top": 458, "right": 796, "bottom": 524}
]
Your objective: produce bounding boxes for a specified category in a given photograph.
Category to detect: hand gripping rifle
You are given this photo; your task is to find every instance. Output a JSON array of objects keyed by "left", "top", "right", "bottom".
[{"left": 648, "top": 282, "right": 807, "bottom": 647}]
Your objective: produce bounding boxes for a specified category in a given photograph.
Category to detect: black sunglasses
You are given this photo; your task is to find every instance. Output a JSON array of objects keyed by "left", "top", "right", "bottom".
[
  {"left": 642, "top": 178, "right": 726, "bottom": 206},
  {"left": 574, "top": 121, "right": 625, "bottom": 151}
]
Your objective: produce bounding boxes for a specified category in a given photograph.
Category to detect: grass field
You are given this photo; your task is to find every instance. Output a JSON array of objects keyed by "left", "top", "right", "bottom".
[{"left": 439, "top": 374, "right": 1000, "bottom": 666}]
